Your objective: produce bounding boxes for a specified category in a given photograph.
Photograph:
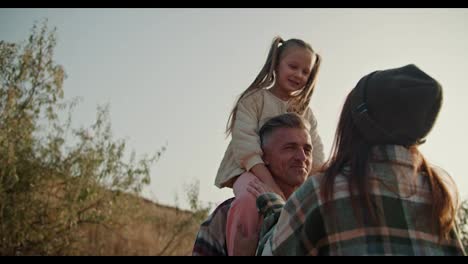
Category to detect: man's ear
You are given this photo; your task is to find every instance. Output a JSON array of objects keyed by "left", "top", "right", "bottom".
[
  {"left": 263, "top": 153, "right": 270, "bottom": 166},
  {"left": 262, "top": 143, "right": 271, "bottom": 166}
]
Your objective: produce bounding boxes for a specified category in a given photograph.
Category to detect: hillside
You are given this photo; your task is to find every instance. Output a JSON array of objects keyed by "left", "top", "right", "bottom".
[{"left": 75, "top": 193, "right": 203, "bottom": 256}]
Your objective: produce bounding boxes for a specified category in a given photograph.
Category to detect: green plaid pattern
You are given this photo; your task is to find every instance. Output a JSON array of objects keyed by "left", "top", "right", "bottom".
[{"left": 256, "top": 145, "right": 465, "bottom": 256}]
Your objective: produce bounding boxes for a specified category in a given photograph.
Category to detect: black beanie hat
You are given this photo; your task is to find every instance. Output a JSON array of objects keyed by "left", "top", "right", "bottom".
[{"left": 350, "top": 64, "right": 442, "bottom": 146}]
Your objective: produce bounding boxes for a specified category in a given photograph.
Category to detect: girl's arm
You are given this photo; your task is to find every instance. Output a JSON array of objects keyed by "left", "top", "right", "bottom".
[
  {"left": 231, "top": 93, "right": 284, "bottom": 197},
  {"left": 250, "top": 163, "right": 285, "bottom": 199}
]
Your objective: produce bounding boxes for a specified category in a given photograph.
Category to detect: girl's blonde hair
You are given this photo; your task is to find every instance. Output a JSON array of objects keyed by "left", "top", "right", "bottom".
[{"left": 225, "top": 36, "right": 322, "bottom": 136}]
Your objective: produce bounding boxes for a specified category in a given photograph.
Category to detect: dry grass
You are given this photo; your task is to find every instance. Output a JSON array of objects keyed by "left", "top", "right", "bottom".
[{"left": 75, "top": 194, "right": 200, "bottom": 256}]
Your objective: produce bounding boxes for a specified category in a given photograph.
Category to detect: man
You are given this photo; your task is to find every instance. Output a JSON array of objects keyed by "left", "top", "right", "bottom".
[{"left": 192, "top": 112, "right": 314, "bottom": 256}]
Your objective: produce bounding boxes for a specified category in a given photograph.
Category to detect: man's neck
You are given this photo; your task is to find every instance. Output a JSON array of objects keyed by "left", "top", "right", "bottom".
[{"left": 279, "top": 184, "right": 297, "bottom": 199}]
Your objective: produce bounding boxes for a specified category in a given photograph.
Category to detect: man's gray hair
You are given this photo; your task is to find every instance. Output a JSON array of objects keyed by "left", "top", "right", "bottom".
[{"left": 259, "top": 113, "right": 311, "bottom": 147}]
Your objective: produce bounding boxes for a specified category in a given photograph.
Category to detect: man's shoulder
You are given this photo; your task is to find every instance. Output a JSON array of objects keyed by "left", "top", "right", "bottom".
[
  {"left": 203, "top": 197, "right": 234, "bottom": 224},
  {"left": 193, "top": 197, "right": 234, "bottom": 256}
]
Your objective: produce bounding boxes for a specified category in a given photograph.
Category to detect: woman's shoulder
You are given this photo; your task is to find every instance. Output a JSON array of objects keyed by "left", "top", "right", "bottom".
[
  {"left": 286, "top": 173, "right": 324, "bottom": 211},
  {"left": 431, "top": 165, "right": 458, "bottom": 195},
  {"left": 297, "top": 173, "right": 323, "bottom": 195}
]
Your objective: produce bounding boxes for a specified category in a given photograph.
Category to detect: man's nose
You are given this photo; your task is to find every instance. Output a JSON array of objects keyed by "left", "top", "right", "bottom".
[{"left": 294, "top": 149, "right": 308, "bottom": 161}]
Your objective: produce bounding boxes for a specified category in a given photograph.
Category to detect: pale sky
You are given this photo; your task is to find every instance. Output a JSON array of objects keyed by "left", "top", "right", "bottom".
[{"left": 1, "top": 8, "right": 467, "bottom": 210}]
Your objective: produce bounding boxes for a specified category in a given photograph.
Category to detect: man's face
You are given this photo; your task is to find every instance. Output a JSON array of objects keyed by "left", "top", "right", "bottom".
[{"left": 262, "top": 127, "right": 312, "bottom": 189}]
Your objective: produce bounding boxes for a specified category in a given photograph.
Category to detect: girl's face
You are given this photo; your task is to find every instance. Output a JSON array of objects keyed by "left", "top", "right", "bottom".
[{"left": 273, "top": 47, "right": 314, "bottom": 100}]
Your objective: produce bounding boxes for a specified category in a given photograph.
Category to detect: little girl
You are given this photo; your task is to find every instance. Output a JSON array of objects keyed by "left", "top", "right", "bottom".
[{"left": 215, "top": 36, "right": 325, "bottom": 255}]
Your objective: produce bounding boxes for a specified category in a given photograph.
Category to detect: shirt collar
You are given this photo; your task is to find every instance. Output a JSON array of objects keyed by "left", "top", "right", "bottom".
[{"left": 369, "top": 144, "right": 421, "bottom": 168}]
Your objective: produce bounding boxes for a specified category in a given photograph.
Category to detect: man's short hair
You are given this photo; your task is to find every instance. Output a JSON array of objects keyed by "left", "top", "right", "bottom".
[{"left": 259, "top": 113, "right": 311, "bottom": 147}]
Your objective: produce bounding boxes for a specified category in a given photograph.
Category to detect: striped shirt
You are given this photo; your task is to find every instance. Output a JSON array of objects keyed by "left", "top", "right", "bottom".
[
  {"left": 256, "top": 145, "right": 465, "bottom": 256},
  {"left": 192, "top": 198, "right": 234, "bottom": 256}
]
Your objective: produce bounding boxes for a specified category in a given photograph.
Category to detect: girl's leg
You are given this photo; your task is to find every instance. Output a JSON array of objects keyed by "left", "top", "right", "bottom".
[{"left": 226, "top": 172, "right": 262, "bottom": 256}]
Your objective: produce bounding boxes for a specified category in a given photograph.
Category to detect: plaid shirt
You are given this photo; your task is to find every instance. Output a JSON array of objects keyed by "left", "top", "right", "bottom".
[
  {"left": 192, "top": 198, "right": 234, "bottom": 256},
  {"left": 256, "top": 145, "right": 466, "bottom": 256}
]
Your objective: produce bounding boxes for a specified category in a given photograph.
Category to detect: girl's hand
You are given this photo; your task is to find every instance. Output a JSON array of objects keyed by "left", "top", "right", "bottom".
[{"left": 247, "top": 178, "right": 278, "bottom": 198}]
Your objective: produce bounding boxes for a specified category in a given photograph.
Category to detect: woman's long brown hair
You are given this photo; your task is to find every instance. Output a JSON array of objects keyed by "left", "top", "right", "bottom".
[{"left": 321, "top": 92, "right": 458, "bottom": 241}]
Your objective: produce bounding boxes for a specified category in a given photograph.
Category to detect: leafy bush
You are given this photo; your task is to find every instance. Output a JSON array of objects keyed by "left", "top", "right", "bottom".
[{"left": 0, "top": 20, "right": 158, "bottom": 255}]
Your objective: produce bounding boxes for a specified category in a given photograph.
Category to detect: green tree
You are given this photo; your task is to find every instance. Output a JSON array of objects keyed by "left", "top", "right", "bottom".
[{"left": 0, "top": 21, "right": 159, "bottom": 255}]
